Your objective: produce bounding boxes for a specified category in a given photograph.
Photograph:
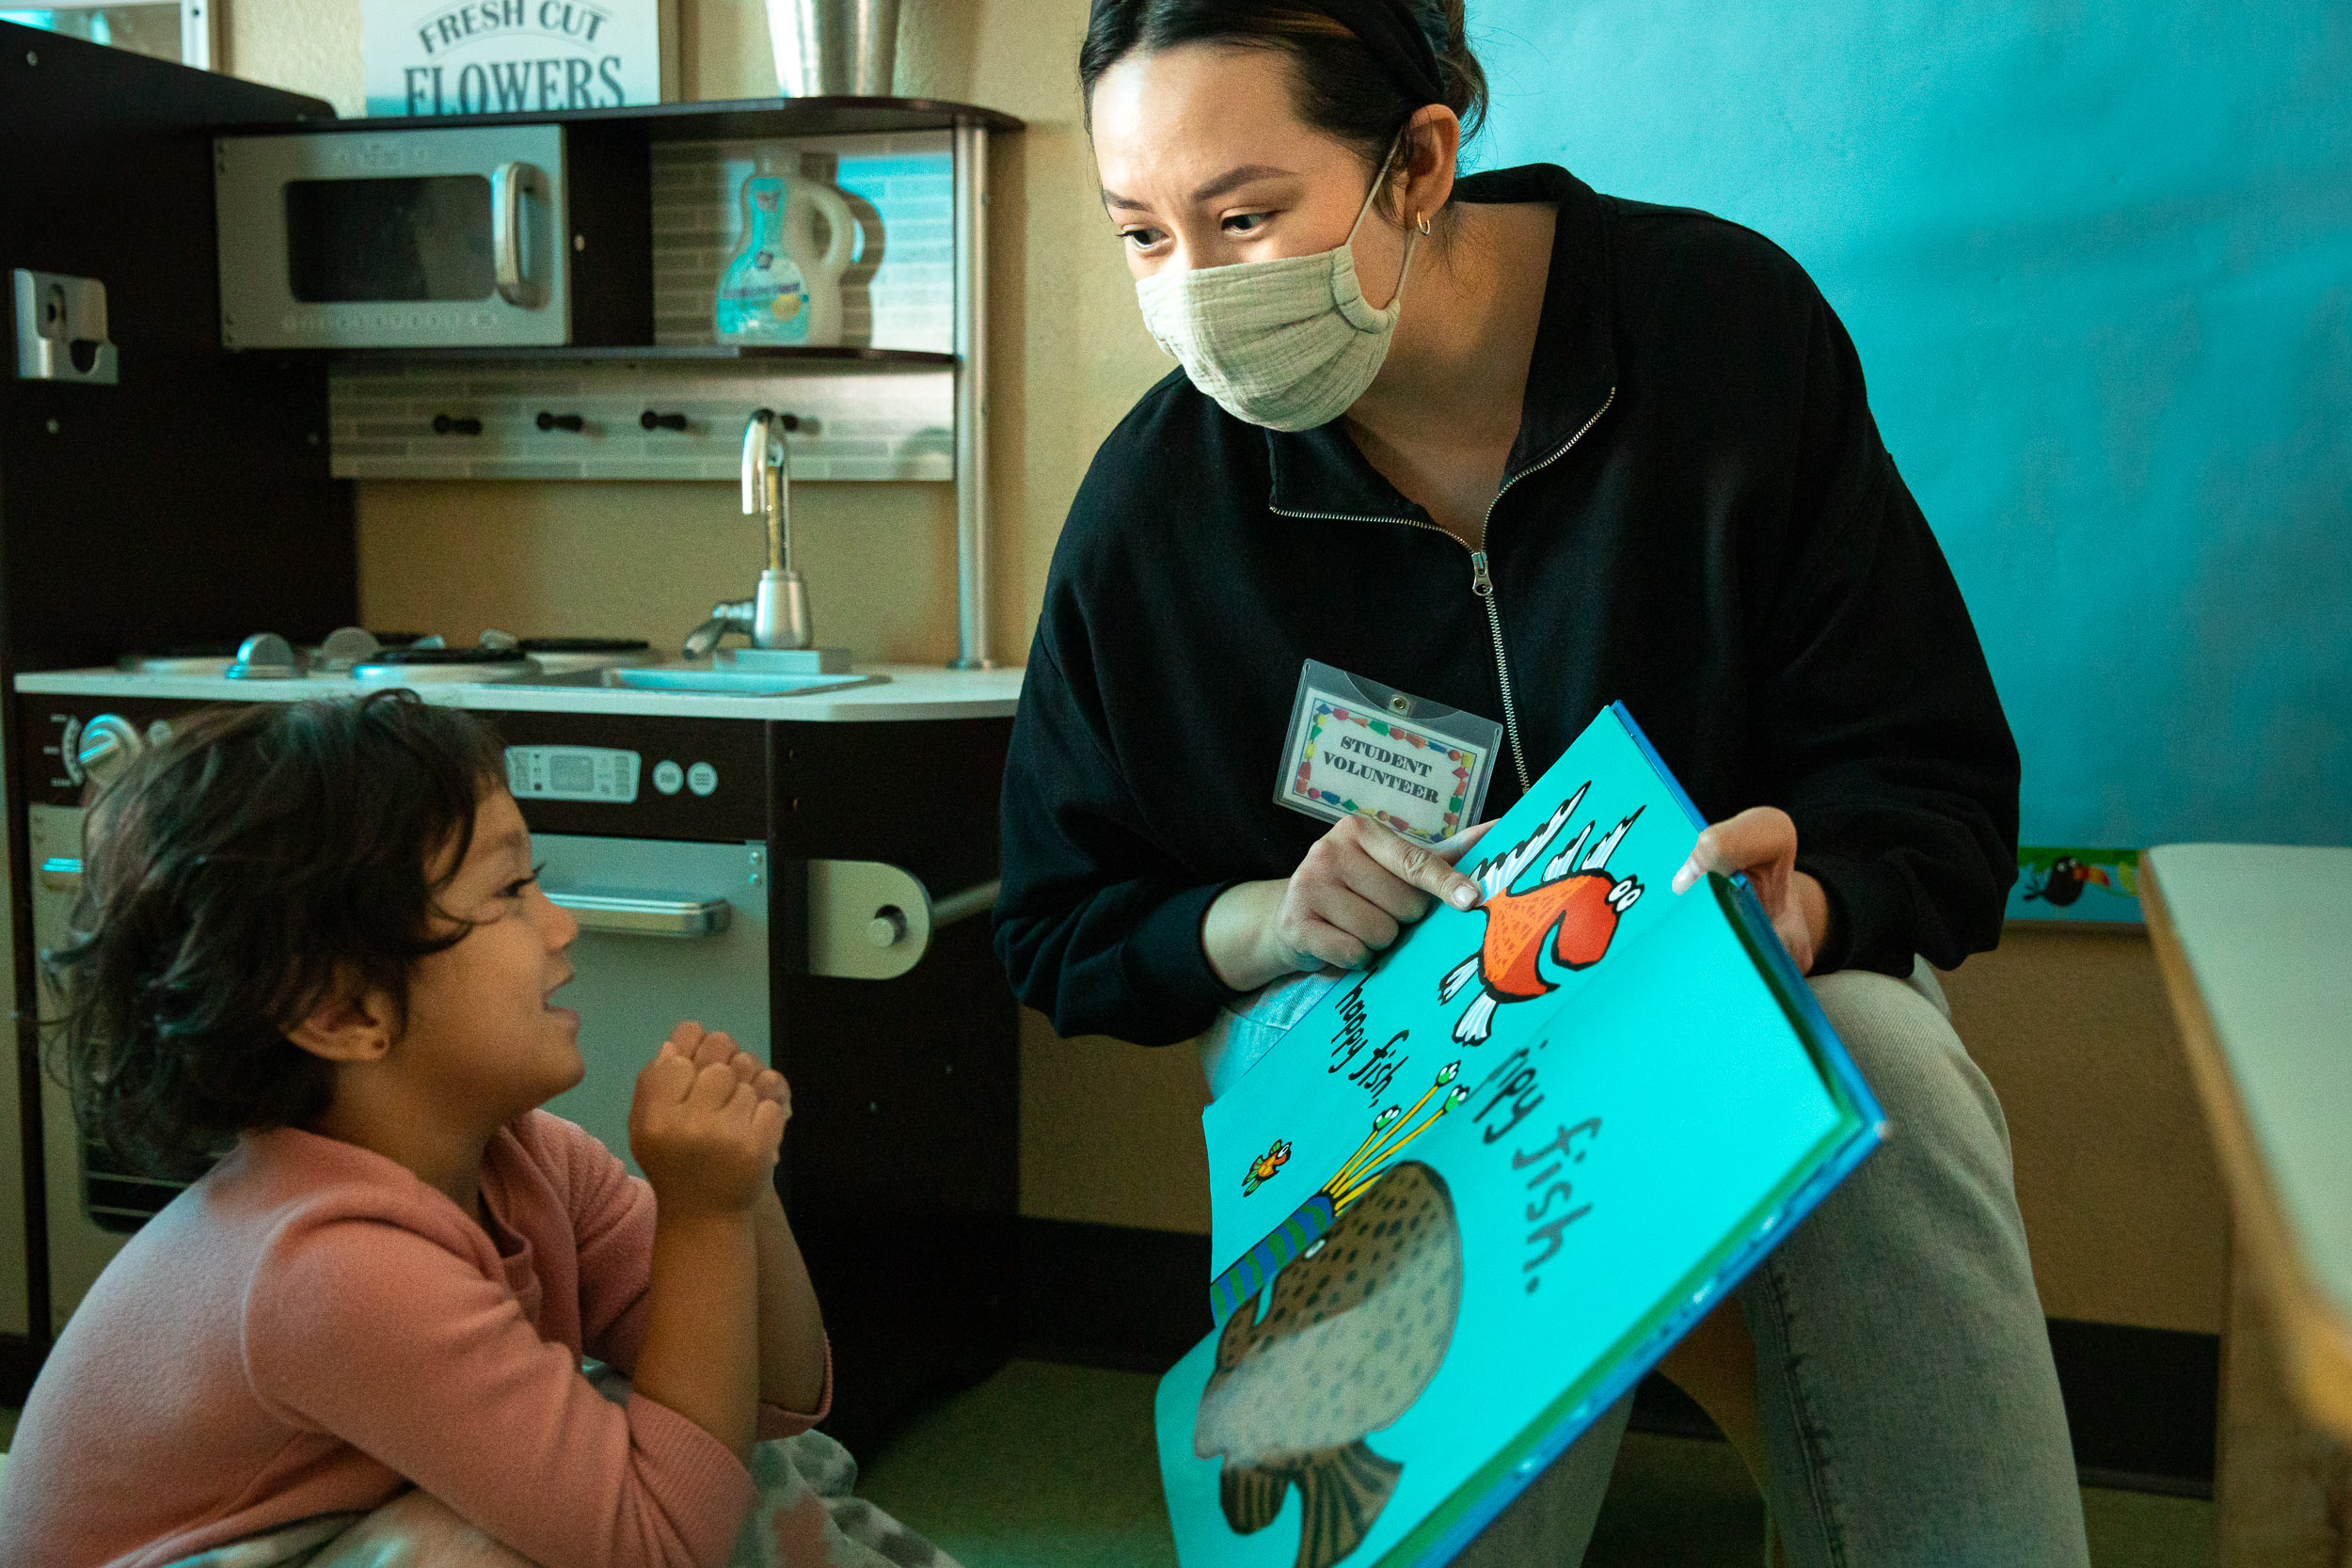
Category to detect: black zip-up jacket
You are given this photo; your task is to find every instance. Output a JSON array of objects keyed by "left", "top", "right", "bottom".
[{"left": 994, "top": 163, "right": 2020, "bottom": 1048}]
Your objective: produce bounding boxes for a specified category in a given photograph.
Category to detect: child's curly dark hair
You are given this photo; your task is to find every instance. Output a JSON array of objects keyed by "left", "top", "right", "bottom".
[{"left": 43, "top": 691, "right": 508, "bottom": 1179}]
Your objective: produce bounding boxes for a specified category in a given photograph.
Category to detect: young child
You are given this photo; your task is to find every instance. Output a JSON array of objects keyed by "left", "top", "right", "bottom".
[{"left": 0, "top": 692, "right": 958, "bottom": 1568}]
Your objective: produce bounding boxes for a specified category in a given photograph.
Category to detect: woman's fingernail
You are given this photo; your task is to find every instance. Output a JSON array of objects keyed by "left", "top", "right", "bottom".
[{"left": 1451, "top": 885, "right": 1475, "bottom": 909}]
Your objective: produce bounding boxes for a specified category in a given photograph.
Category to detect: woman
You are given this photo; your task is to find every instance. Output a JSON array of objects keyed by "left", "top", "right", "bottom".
[{"left": 994, "top": 1, "right": 2090, "bottom": 1561}]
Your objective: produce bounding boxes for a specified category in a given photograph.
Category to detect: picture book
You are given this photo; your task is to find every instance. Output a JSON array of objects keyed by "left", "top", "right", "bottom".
[{"left": 1156, "top": 703, "right": 1886, "bottom": 1568}]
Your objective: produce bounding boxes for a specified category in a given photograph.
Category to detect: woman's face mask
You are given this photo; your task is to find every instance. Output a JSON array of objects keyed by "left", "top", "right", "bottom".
[{"left": 1135, "top": 141, "right": 1419, "bottom": 432}]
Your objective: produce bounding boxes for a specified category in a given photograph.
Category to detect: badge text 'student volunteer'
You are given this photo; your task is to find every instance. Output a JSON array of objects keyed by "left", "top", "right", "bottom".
[{"left": 1276, "top": 660, "right": 1501, "bottom": 846}]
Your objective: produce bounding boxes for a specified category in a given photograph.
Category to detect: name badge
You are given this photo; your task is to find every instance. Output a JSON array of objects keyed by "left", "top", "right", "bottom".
[{"left": 1274, "top": 660, "right": 1502, "bottom": 846}]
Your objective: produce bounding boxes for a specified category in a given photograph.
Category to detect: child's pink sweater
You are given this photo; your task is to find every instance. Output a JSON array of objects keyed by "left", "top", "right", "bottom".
[{"left": 0, "top": 1111, "right": 828, "bottom": 1568}]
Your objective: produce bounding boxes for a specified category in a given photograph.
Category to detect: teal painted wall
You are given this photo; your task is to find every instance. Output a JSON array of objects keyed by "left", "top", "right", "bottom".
[{"left": 1466, "top": 2, "right": 2352, "bottom": 872}]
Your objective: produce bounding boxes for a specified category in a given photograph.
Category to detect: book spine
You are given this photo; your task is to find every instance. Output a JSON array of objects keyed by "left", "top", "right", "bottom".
[{"left": 1608, "top": 700, "right": 1709, "bottom": 831}]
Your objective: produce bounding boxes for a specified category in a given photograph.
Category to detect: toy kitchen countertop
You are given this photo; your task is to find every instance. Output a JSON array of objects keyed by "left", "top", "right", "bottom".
[{"left": 12, "top": 661, "right": 1025, "bottom": 721}]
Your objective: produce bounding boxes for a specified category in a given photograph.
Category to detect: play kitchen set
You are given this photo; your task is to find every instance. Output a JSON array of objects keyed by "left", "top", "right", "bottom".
[{"left": 0, "top": 23, "right": 1025, "bottom": 1444}]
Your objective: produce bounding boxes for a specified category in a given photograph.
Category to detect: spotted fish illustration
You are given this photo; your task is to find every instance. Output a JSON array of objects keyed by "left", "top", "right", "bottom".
[
  {"left": 1438, "top": 784, "right": 1643, "bottom": 1044},
  {"left": 1193, "top": 1162, "right": 1463, "bottom": 1568}
]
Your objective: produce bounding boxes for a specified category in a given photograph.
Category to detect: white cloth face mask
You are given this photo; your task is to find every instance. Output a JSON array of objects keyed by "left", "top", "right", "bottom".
[{"left": 1134, "top": 141, "right": 1420, "bottom": 432}]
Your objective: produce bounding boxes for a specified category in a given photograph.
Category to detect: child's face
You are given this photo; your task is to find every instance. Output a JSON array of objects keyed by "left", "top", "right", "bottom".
[{"left": 397, "top": 788, "right": 584, "bottom": 1126}]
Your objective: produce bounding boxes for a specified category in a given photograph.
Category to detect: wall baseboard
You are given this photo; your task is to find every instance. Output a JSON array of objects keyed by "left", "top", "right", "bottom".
[{"left": 1017, "top": 1218, "right": 2218, "bottom": 1498}]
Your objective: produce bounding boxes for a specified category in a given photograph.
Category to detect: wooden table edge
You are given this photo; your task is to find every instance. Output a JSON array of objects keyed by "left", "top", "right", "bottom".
[{"left": 2140, "top": 854, "right": 2352, "bottom": 1442}]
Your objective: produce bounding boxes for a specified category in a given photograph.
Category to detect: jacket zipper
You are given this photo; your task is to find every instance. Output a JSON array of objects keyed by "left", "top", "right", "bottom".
[{"left": 1271, "top": 386, "right": 1617, "bottom": 795}]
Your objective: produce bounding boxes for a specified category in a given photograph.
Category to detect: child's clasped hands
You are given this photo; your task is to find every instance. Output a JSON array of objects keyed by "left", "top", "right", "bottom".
[{"left": 631, "top": 1022, "right": 790, "bottom": 1217}]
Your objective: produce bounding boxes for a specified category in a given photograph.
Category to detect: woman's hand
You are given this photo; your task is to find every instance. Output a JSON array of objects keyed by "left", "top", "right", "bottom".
[
  {"left": 1204, "top": 816, "right": 1496, "bottom": 993},
  {"left": 1669, "top": 806, "right": 1833, "bottom": 974}
]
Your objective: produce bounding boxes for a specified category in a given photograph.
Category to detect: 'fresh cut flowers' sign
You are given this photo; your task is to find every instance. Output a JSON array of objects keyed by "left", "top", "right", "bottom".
[{"left": 363, "top": 0, "right": 676, "bottom": 117}]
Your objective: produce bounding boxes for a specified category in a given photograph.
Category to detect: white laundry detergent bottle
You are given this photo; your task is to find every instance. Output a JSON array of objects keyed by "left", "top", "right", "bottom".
[{"left": 713, "top": 158, "right": 856, "bottom": 347}]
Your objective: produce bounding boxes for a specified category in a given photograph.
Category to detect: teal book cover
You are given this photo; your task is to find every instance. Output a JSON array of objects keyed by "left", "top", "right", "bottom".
[{"left": 1156, "top": 704, "right": 1886, "bottom": 1568}]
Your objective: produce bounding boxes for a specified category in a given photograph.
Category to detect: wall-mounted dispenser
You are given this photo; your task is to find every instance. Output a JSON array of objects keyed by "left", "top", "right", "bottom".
[{"left": 12, "top": 269, "right": 118, "bottom": 385}]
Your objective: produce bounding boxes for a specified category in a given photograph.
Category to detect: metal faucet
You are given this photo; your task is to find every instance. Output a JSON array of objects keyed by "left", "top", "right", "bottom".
[
  {"left": 744, "top": 407, "right": 791, "bottom": 573},
  {"left": 683, "top": 599, "right": 753, "bottom": 660},
  {"left": 747, "top": 409, "right": 812, "bottom": 649},
  {"left": 683, "top": 409, "right": 815, "bottom": 658}
]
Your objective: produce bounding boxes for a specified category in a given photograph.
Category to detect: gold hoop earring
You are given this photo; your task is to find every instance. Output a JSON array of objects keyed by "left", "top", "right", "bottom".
[{"left": 1415, "top": 212, "right": 1432, "bottom": 236}]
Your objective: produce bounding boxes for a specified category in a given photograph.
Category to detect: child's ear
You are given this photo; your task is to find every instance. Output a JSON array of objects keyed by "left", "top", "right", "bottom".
[{"left": 286, "top": 973, "right": 397, "bottom": 1065}]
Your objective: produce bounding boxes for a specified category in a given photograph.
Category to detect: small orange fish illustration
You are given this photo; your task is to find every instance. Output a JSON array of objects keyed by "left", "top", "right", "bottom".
[
  {"left": 1242, "top": 1138, "right": 1292, "bottom": 1196},
  {"left": 1438, "top": 784, "right": 1643, "bottom": 1044}
]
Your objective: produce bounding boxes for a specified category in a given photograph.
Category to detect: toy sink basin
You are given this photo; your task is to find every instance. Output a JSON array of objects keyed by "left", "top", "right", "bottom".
[{"left": 603, "top": 668, "right": 882, "bottom": 696}]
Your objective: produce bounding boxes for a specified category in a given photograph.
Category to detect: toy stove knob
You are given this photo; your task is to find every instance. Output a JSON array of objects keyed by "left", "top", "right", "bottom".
[
  {"left": 58, "top": 716, "right": 85, "bottom": 784},
  {"left": 227, "top": 632, "right": 302, "bottom": 680},
  {"left": 76, "top": 713, "right": 143, "bottom": 788},
  {"left": 318, "top": 626, "right": 381, "bottom": 672}
]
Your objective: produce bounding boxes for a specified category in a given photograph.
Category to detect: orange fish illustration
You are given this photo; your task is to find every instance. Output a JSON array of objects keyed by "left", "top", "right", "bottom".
[
  {"left": 1438, "top": 784, "right": 1644, "bottom": 1044},
  {"left": 1242, "top": 1138, "right": 1292, "bottom": 1196}
]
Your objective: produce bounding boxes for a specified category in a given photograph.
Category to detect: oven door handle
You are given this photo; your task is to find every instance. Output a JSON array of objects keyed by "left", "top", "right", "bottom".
[
  {"left": 491, "top": 161, "right": 539, "bottom": 308},
  {"left": 546, "top": 890, "right": 732, "bottom": 939}
]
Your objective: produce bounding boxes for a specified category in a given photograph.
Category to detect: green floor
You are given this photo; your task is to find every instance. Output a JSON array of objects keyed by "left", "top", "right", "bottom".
[
  {"left": 0, "top": 1362, "right": 2218, "bottom": 1565},
  {"left": 861, "top": 1360, "right": 2219, "bottom": 1568}
]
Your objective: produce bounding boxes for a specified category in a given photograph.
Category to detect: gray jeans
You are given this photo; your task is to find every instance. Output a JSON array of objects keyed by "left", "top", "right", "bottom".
[{"left": 1202, "top": 963, "right": 2092, "bottom": 1567}]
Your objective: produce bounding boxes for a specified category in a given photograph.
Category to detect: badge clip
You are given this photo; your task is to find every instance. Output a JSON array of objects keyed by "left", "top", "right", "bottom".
[{"left": 1274, "top": 660, "right": 1502, "bottom": 846}]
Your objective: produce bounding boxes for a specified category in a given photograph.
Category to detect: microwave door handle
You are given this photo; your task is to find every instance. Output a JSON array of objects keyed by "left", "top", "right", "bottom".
[{"left": 491, "top": 161, "right": 535, "bottom": 306}]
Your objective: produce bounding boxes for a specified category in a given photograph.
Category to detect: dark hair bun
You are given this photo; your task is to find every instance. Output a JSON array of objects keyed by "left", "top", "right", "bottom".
[
  {"left": 1422, "top": 0, "right": 1487, "bottom": 139},
  {"left": 1082, "top": 1, "right": 1489, "bottom": 173}
]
